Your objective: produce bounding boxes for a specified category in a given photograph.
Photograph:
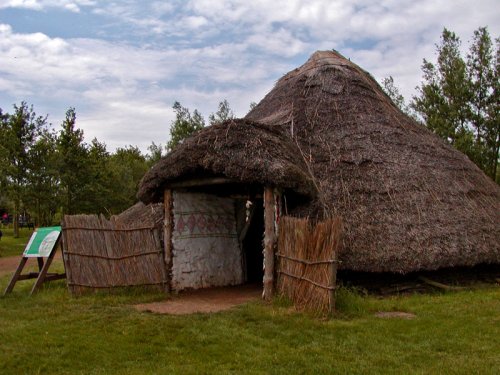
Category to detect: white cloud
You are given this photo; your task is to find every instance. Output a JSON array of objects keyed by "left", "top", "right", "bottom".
[
  {"left": 0, "top": 0, "right": 96, "bottom": 12},
  {"left": 0, "top": 0, "right": 42, "bottom": 10},
  {"left": 0, "top": 0, "right": 499, "bottom": 152},
  {"left": 0, "top": 23, "right": 287, "bottom": 151}
]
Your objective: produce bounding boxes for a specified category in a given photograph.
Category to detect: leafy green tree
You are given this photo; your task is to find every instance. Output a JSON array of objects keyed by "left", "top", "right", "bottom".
[
  {"left": 412, "top": 28, "right": 471, "bottom": 146},
  {"left": 411, "top": 27, "right": 499, "bottom": 181},
  {"left": 381, "top": 76, "right": 416, "bottom": 119},
  {"left": 0, "top": 102, "right": 47, "bottom": 237},
  {"left": 167, "top": 101, "right": 205, "bottom": 151},
  {"left": 0, "top": 109, "right": 10, "bottom": 215},
  {"left": 107, "top": 146, "right": 149, "bottom": 213},
  {"left": 467, "top": 29, "right": 499, "bottom": 180},
  {"left": 56, "top": 108, "right": 91, "bottom": 215},
  {"left": 146, "top": 141, "right": 165, "bottom": 167},
  {"left": 85, "top": 138, "right": 112, "bottom": 215},
  {"left": 487, "top": 37, "right": 500, "bottom": 182},
  {"left": 208, "top": 99, "right": 234, "bottom": 125},
  {"left": 25, "top": 129, "right": 59, "bottom": 226}
]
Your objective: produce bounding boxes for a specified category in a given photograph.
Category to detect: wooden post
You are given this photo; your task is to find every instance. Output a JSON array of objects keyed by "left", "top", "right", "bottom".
[
  {"left": 30, "top": 239, "right": 60, "bottom": 295},
  {"left": 164, "top": 189, "right": 174, "bottom": 293},
  {"left": 328, "top": 254, "right": 338, "bottom": 314},
  {"left": 4, "top": 257, "right": 28, "bottom": 295},
  {"left": 61, "top": 219, "right": 75, "bottom": 295},
  {"left": 4, "top": 237, "right": 65, "bottom": 296},
  {"left": 263, "top": 186, "right": 276, "bottom": 301}
]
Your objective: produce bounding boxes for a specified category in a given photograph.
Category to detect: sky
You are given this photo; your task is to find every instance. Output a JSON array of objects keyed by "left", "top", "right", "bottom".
[{"left": 0, "top": 1, "right": 499, "bottom": 153}]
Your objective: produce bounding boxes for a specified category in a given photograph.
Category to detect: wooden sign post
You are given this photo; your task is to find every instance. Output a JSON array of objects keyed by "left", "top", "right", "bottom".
[{"left": 3, "top": 226, "right": 66, "bottom": 296}]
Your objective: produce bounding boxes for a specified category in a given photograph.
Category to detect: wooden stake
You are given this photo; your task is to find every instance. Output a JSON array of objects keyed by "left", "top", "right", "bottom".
[
  {"left": 164, "top": 189, "right": 174, "bottom": 293},
  {"left": 4, "top": 257, "right": 28, "bottom": 295},
  {"left": 263, "top": 186, "right": 276, "bottom": 301},
  {"left": 30, "top": 240, "right": 61, "bottom": 295},
  {"left": 329, "top": 254, "right": 338, "bottom": 314},
  {"left": 4, "top": 237, "right": 65, "bottom": 296}
]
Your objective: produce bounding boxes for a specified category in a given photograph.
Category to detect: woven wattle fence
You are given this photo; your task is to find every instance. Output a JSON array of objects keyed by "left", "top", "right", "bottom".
[
  {"left": 61, "top": 214, "right": 167, "bottom": 295},
  {"left": 277, "top": 216, "right": 342, "bottom": 314}
]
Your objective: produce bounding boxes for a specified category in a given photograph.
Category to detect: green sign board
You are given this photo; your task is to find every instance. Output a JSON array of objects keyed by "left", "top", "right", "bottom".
[{"left": 23, "top": 226, "right": 62, "bottom": 258}]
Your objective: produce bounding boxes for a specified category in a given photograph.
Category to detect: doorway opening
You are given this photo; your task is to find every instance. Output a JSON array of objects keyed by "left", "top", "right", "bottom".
[{"left": 241, "top": 199, "right": 264, "bottom": 283}]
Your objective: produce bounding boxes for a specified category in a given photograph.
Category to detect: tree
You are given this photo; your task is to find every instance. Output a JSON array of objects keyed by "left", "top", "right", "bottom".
[
  {"left": 411, "top": 27, "right": 499, "bottom": 181},
  {"left": 167, "top": 101, "right": 205, "bottom": 151},
  {"left": 467, "top": 29, "right": 499, "bottom": 180},
  {"left": 56, "top": 108, "right": 91, "bottom": 215},
  {"left": 412, "top": 28, "right": 471, "bottom": 146},
  {"left": 85, "top": 138, "right": 112, "bottom": 215},
  {"left": 146, "top": 141, "right": 165, "bottom": 167},
  {"left": 208, "top": 99, "right": 234, "bottom": 125},
  {"left": 0, "top": 108, "right": 10, "bottom": 216},
  {"left": 381, "top": 76, "right": 415, "bottom": 118},
  {"left": 486, "top": 37, "right": 500, "bottom": 181},
  {"left": 107, "top": 146, "right": 149, "bottom": 213},
  {"left": 25, "top": 129, "right": 59, "bottom": 226},
  {"left": 0, "top": 102, "right": 47, "bottom": 237}
]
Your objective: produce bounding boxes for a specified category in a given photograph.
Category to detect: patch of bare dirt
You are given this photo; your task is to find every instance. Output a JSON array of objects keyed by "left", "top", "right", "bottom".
[
  {"left": 374, "top": 311, "right": 416, "bottom": 319},
  {"left": 135, "top": 284, "right": 262, "bottom": 315},
  {"left": 0, "top": 252, "right": 62, "bottom": 277}
]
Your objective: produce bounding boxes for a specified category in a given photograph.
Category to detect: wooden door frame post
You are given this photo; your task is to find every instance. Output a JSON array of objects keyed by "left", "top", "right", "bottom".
[
  {"left": 263, "top": 186, "right": 276, "bottom": 301},
  {"left": 164, "top": 189, "right": 174, "bottom": 293}
]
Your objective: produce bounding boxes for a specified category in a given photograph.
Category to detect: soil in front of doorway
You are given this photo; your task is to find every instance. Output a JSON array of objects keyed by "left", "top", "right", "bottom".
[{"left": 134, "top": 284, "right": 262, "bottom": 315}]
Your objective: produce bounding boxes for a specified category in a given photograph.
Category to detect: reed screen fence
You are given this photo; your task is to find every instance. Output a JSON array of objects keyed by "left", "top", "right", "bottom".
[
  {"left": 277, "top": 216, "right": 342, "bottom": 314},
  {"left": 62, "top": 214, "right": 167, "bottom": 295}
]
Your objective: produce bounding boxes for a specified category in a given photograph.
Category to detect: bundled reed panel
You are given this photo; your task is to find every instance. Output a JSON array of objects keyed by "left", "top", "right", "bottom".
[
  {"left": 277, "top": 216, "right": 342, "bottom": 314},
  {"left": 62, "top": 214, "right": 167, "bottom": 295}
]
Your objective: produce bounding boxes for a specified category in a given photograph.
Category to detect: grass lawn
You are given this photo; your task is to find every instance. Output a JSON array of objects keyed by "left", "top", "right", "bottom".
[
  {"left": 0, "top": 227, "right": 33, "bottom": 257},
  {"left": 1, "top": 269, "right": 499, "bottom": 375}
]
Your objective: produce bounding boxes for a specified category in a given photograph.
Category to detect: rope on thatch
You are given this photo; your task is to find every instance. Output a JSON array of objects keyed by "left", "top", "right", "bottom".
[
  {"left": 62, "top": 226, "right": 157, "bottom": 232},
  {"left": 277, "top": 270, "right": 336, "bottom": 291},
  {"left": 62, "top": 214, "right": 168, "bottom": 295},
  {"left": 62, "top": 250, "right": 163, "bottom": 260},
  {"left": 276, "top": 253, "right": 338, "bottom": 265},
  {"left": 276, "top": 216, "right": 342, "bottom": 314}
]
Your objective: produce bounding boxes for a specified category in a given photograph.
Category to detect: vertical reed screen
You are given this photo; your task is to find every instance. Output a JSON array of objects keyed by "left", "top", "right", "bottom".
[
  {"left": 62, "top": 214, "right": 167, "bottom": 295},
  {"left": 277, "top": 216, "right": 342, "bottom": 314}
]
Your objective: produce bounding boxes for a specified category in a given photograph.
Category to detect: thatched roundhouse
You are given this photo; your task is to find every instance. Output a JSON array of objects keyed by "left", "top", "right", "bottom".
[{"left": 138, "top": 50, "right": 500, "bottom": 289}]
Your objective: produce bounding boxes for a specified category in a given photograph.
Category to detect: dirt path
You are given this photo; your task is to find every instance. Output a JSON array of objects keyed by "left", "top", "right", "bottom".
[
  {"left": 2, "top": 253, "right": 260, "bottom": 314},
  {"left": 0, "top": 252, "right": 62, "bottom": 277},
  {"left": 135, "top": 284, "right": 262, "bottom": 315}
]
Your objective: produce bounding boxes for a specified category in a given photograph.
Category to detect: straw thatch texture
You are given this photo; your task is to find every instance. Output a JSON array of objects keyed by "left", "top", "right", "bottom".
[
  {"left": 112, "top": 202, "right": 164, "bottom": 229},
  {"left": 138, "top": 119, "right": 316, "bottom": 204},
  {"left": 277, "top": 217, "right": 342, "bottom": 314},
  {"left": 138, "top": 50, "right": 500, "bottom": 273},
  {"left": 62, "top": 214, "right": 166, "bottom": 295},
  {"left": 246, "top": 50, "right": 500, "bottom": 273}
]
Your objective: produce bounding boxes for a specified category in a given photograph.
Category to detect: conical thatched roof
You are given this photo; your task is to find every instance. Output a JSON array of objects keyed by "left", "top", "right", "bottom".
[
  {"left": 246, "top": 50, "right": 500, "bottom": 272},
  {"left": 139, "top": 50, "right": 500, "bottom": 273}
]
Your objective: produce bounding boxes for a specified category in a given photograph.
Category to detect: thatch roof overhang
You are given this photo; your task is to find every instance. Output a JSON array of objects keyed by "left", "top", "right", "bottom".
[
  {"left": 245, "top": 50, "right": 500, "bottom": 273},
  {"left": 138, "top": 119, "right": 316, "bottom": 204}
]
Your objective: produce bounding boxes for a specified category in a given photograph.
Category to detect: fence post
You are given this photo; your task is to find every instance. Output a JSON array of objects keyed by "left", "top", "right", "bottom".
[
  {"left": 263, "top": 186, "right": 275, "bottom": 301},
  {"left": 164, "top": 189, "right": 174, "bottom": 293},
  {"left": 329, "top": 255, "right": 337, "bottom": 314}
]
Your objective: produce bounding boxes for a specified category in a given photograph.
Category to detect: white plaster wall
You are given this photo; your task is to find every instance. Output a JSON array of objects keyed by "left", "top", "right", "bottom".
[{"left": 171, "top": 191, "right": 243, "bottom": 290}]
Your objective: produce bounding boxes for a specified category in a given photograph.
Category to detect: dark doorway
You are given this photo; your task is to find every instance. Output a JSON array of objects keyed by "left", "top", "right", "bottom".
[{"left": 242, "top": 199, "right": 265, "bottom": 283}]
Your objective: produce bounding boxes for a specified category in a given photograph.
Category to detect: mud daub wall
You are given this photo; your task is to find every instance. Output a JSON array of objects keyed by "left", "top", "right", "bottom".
[
  {"left": 171, "top": 192, "right": 243, "bottom": 290},
  {"left": 62, "top": 214, "right": 166, "bottom": 294}
]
